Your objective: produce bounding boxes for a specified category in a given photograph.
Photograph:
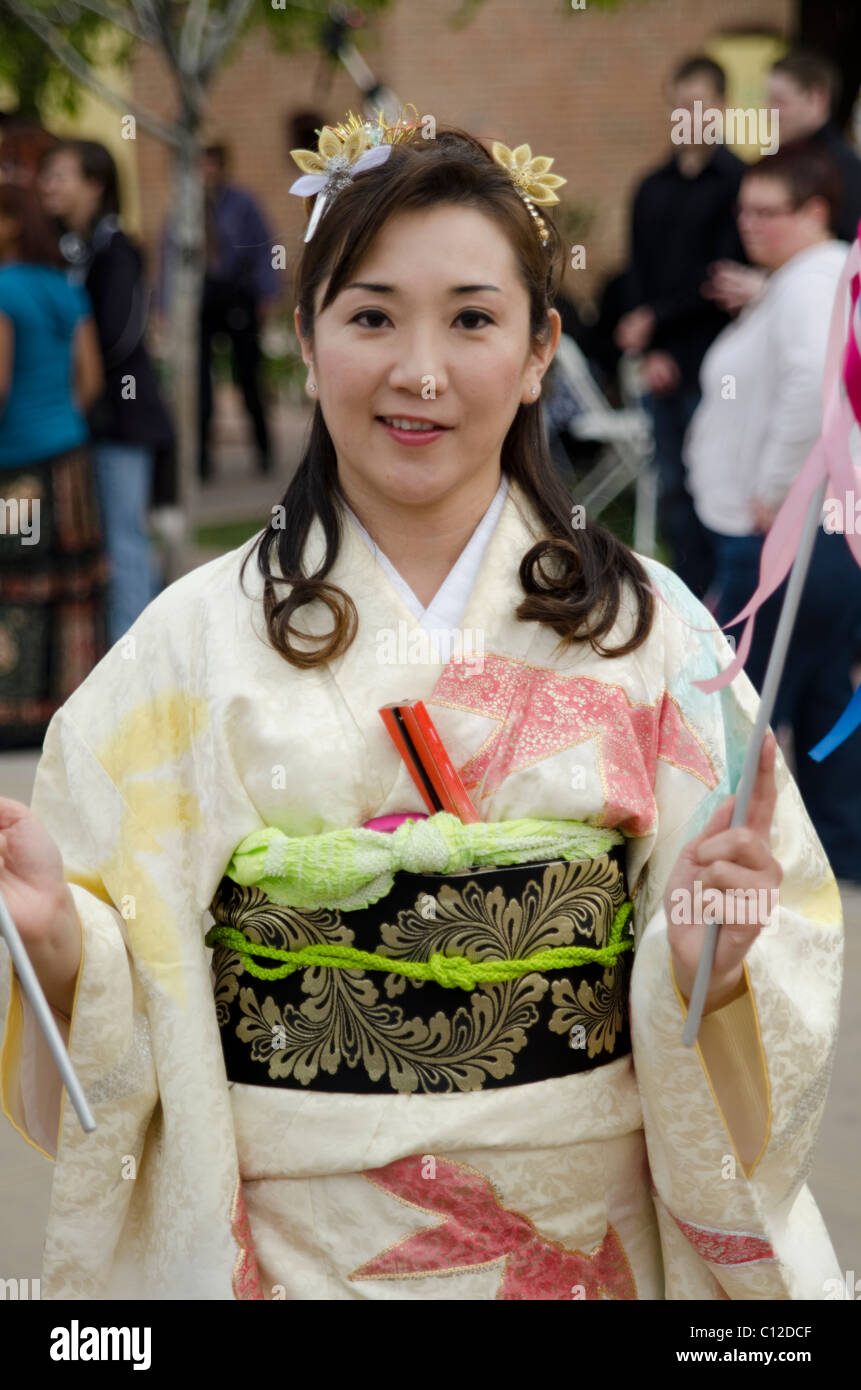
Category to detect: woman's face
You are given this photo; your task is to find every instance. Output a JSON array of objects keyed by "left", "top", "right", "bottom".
[
  {"left": 737, "top": 174, "right": 829, "bottom": 270},
  {"left": 39, "top": 151, "right": 101, "bottom": 228},
  {"left": 294, "top": 204, "right": 560, "bottom": 515}
]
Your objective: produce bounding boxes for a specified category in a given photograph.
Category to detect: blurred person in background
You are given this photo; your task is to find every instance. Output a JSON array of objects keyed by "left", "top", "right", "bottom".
[
  {"left": 0, "top": 120, "right": 58, "bottom": 188},
  {"left": 705, "top": 50, "right": 861, "bottom": 316},
  {"left": 615, "top": 55, "right": 745, "bottom": 601},
  {"left": 685, "top": 143, "right": 861, "bottom": 883},
  {"left": 770, "top": 51, "right": 861, "bottom": 241},
  {"left": 40, "top": 139, "right": 174, "bottom": 647},
  {"left": 163, "top": 141, "right": 280, "bottom": 482},
  {"left": 0, "top": 184, "right": 105, "bottom": 749}
]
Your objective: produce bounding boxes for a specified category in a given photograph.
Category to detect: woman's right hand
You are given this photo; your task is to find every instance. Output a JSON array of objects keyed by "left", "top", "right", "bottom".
[{"left": 0, "top": 796, "right": 82, "bottom": 1017}]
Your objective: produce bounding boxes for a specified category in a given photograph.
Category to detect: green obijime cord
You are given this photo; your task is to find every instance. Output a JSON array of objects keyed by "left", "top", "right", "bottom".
[{"left": 205, "top": 901, "right": 633, "bottom": 990}]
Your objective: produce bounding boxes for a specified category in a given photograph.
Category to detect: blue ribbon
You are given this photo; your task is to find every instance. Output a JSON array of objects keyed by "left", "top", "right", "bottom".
[{"left": 808, "top": 683, "right": 861, "bottom": 761}]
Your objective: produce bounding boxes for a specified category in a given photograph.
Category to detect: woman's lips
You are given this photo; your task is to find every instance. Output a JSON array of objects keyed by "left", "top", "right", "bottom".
[{"left": 375, "top": 417, "right": 452, "bottom": 446}]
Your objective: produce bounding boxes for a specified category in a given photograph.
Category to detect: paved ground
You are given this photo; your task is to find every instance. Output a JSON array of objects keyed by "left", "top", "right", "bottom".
[
  {"left": 1, "top": 389, "right": 859, "bottom": 1290},
  {"left": 177, "top": 385, "right": 310, "bottom": 541}
]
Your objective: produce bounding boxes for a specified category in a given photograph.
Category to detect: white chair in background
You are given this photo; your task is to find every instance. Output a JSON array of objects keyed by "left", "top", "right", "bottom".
[{"left": 542, "top": 333, "right": 658, "bottom": 556}]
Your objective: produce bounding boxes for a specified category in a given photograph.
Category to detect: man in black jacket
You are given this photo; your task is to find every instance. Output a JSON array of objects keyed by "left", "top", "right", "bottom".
[
  {"left": 769, "top": 50, "right": 861, "bottom": 244},
  {"left": 615, "top": 54, "right": 744, "bottom": 601}
]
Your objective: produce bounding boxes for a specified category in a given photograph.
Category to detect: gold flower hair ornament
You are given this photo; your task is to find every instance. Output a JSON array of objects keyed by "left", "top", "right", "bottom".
[
  {"left": 490, "top": 141, "right": 567, "bottom": 246},
  {"left": 289, "top": 106, "right": 567, "bottom": 248},
  {"left": 289, "top": 105, "right": 423, "bottom": 243}
]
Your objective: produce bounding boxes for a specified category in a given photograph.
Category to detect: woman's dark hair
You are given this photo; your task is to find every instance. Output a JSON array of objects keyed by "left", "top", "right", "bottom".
[
  {"left": 0, "top": 183, "right": 63, "bottom": 266},
  {"left": 0, "top": 122, "right": 59, "bottom": 186},
  {"left": 48, "top": 138, "right": 121, "bottom": 226},
  {"left": 743, "top": 141, "right": 843, "bottom": 235},
  {"left": 241, "top": 125, "right": 655, "bottom": 668}
]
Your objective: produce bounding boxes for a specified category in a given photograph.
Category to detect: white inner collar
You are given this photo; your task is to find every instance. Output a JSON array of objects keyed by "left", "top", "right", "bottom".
[{"left": 346, "top": 475, "right": 509, "bottom": 634}]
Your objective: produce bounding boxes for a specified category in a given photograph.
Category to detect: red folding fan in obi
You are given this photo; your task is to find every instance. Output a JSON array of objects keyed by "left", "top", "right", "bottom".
[{"left": 379, "top": 700, "right": 480, "bottom": 823}]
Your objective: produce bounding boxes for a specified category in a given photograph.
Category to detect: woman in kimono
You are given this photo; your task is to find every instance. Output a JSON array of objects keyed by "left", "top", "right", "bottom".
[{"left": 0, "top": 112, "right": 844, "bottom": 1301}]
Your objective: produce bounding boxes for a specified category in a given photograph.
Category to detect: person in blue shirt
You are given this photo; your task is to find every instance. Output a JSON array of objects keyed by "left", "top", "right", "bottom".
[{"left": 0, "top": 183, "right": 106, "bottom": 748}]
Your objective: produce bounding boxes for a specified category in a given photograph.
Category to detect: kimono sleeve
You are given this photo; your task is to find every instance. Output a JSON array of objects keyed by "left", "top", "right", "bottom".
[
  {"left": 628, "top": 561, "right": 843, "bottom": 1300},
  {"left": 0, "top": 705, "right": 159, "bottom": 1234}
]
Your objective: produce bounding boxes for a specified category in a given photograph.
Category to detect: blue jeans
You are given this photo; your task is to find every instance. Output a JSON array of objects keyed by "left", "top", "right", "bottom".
[
  {"left": 648, "top": 386, "right": 715, "bottom": 600},
  {"left": 92, "top": 441, "right": 159, "bottom": 646},
  {"left": 704, "top": 523, "right": 861, "bottom": 881}
]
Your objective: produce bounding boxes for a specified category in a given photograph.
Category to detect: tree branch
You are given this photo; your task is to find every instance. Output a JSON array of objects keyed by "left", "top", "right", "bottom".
[
  {"left": 131, "top": 0, "right": 206, "bottom": 118},
  {"left": 178, "top": 0, "right": 209, "bottom": 75},
  {"left": 132, "top": 0, "right": 178, "bottom": 63},
  {"left": 122, "top": 0, "right": 160, "bottom": 41},
  {"left": 199, "top": 0, "right": 254, "bottom": 82},
  {"left": 3, "top": 0, "right": 184, "bottom": 146},
  {"left": 64, "top": 0, "right": 150, "bottom": 41}
]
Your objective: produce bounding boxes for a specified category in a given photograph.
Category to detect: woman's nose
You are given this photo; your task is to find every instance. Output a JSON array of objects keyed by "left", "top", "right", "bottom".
[{"left": 386, "top": 333, "right": 448, "bottom": 395}]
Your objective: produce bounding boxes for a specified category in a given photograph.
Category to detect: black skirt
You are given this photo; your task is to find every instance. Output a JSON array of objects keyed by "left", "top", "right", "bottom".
[{"left": 0, "top": 446, "right": 109, "bottom": 749}]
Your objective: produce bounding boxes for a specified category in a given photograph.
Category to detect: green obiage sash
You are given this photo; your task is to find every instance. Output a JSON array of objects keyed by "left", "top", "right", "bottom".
[{"left": 221, "top": 812, "right": 626, "bottom": 911}]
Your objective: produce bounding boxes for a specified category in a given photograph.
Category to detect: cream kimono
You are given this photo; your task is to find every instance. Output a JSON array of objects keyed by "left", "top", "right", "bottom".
[{"left": 0, "top": 480, "right": 843, "bottom": 1299}]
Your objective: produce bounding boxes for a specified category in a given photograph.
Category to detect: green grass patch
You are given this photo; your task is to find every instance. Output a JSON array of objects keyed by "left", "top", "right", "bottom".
[
  {"left": 194, "top": 518, "right": 263, "bottom": 551},
  {"left": 575, "top": 481, "right": 672, "bottom": 567}
]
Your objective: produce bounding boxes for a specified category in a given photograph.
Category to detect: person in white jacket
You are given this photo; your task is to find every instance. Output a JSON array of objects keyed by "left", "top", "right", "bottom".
[{"left": 685, "top": 140, "right": 861, "bottom": 882}]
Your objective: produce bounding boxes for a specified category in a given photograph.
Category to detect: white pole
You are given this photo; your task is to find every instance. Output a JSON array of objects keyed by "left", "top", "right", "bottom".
[
  {"left": 682, "top": 478, "right": 828, "bottom": 1047},
  {"left": 0, "top": 889, "right": 96, "bottom": 1132}
]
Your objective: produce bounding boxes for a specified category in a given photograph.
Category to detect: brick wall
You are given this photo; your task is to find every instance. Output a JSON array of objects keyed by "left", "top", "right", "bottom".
[{"left": 131, "top": 0, "right": 795, "bottom": 307}]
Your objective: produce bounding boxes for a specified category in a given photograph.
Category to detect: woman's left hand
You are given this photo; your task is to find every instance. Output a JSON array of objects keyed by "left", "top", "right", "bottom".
[{"left": 663, "top": 731, "right": 782, "bottom": 1013}]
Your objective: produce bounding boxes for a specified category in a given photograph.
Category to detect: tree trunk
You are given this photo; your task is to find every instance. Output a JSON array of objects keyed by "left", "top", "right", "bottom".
[{"left": 165, "top": 130, "right": 204, "bottom": 580}]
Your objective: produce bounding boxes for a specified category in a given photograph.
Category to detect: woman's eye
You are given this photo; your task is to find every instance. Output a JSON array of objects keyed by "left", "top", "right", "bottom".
[
  {"left": 350, "top": 309, "right": 494, "bottom": 329},
  {"left": 351, "top": 310, "right": 389, "bottom": 328},
  {"left": 456, "top": 310, "right": 494, "bottom": 329}
]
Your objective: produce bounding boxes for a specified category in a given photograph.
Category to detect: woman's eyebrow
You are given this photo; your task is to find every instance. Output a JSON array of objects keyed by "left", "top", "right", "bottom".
[{"left": 341, "top": 282, "right": 502, "bottom": 294}]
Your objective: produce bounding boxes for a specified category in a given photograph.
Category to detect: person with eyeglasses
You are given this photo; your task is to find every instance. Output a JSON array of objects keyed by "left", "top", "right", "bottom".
[{"left": 685, "top": 141, "right": 861, "bottom": 883}]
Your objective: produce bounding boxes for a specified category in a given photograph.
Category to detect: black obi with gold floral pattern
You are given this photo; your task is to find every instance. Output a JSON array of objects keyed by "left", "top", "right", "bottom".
[{"left": 207, "top": 846, "right": 633, "bottom": 1096}]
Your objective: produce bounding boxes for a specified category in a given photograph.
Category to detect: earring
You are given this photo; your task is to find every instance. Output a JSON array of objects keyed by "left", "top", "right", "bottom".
[
  {"left": 531, "top": 387, "right": 538, "bottom": 395},
  {"left": 309, "top": 383, "right": 316, "bottom": 392}
]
